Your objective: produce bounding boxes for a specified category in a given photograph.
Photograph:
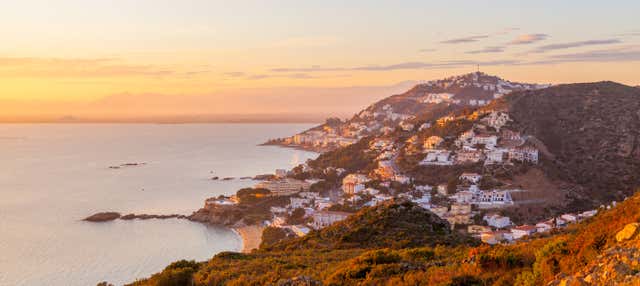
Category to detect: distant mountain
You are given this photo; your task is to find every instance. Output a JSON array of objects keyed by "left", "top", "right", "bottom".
[{"left": 268, "top": 72, "right": 547, "bottom": 151}]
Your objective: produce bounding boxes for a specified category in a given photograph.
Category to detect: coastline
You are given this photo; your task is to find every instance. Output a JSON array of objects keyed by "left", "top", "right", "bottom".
[{"left": 233, "top": 225, "right": 265, "bottom": 253}]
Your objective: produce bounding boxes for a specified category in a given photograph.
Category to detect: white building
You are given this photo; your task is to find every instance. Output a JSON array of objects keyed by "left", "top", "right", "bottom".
[
  {"left": 420, "top": 150, "right": 453, "bottom": 165},
  {"left": 310, "top": 211, "right": 351, "bottom": 229},
  {"left": 342, "top": 174, "right": 370, "bottom": 194},
  {"left": 508, "top": 146, "right": 539, "bottom": 163},
  {"left": 511, "top": 225, "right": 537, "bottom": 240},
  {"left": 536, "top": 221, "right": 554, "bottom": 233},
  {"left": 483, "top": 213, "right": 512, "bottom": 229},
  {"left": 459, "top": 172, "right": 482, "bottom": 184}
]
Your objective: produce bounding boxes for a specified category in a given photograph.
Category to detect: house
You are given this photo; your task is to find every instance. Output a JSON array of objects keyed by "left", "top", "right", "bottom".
[
  {"left": 454, "top": 191, "right": 474, "bottom": 204},
  {"left": 290, "top": 197, "right": 311, "bottom": 209},
  {"left": 393, "top": 174, "right": 411, "bottom": 184},
  {"left": 511, "top": 225, "right": 537, "bottom": 239},
  {"left": 420, "top": 150, "right": 453, "bottom": 165},
  {"left": 475, "top": 190, "right": 514, "bottom": 206},
  {"left": 437, "top": 184, "right": 448, "bottom": 196},
  {"left": 561, "top": 213, "right": 579, "bottom": 223},
  {"left": 480, "top": 231, "right": 501, "bottom": 245},
  {"left": 485, "top": 148, "right": 507, "bottom": 165},
  {"left": 459, "top": 172, "right": 482, "bottom": 184},
  {"left": 536, "top": 221, "right": 554, "bottom": 233},
  {"left": 289, "top": 225, "right": 311, "bottom": 237},
  {"left": 471, "top": 134, "right": 498, "bottom": 149},
  {"left": 342, "top": 174, "right": 370, "bottom": 194},
  {"left": 255, "top": 178, "right": 311, "bottom": 195},
  {"left": 579, "top": 210, "right": 597, "bottom": 219},
  {"left": 484, "top": 111, "right": 511, "bottom": 132},
  {"left": 483, "top": 213, "right": 512, "bottom": 228},
  {"left": 468, "top": 225, "right": 492, "bottom": 234},
  {"left": 455, "top": 150, "right": 485, "bottom": 164},
  {"left": 450, "top": 203, "right": 472, "bottom": 215},
  {"left": 501, "top": 129, "right": 522, "bottom": 141},
  {"left": 310, "top": 211, "right": 351, "bottom": 229},
  {"left": 423, "top": 136, "right": 444, "bottom": 149},
  {"left": 508, "top": 146, "right": 539, "bottom": 163}
]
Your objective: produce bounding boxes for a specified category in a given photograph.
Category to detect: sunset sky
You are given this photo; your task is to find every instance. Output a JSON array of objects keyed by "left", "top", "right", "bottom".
[{"left": 1, "top": 0, "right": 639, "bottom": 122}]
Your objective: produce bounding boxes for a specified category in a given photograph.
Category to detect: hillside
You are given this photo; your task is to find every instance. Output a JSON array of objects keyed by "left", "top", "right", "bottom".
[
  {"left": 497, "top": 82, "right": 640, "bottom": 207},
  {"left": 267, "top": 200, "right": 477, "bottom": 251},
  {"left": 128, "top": 190, "right": 640, "bottom": 286}
]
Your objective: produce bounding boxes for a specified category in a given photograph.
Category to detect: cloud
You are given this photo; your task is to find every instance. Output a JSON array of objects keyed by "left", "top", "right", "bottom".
[
  {"left": 0, "top": 57, "right": 176, "bottom": 78},
  {"left": 466, "top": 46, "right": 506, "bottom": 54},
  {"left": 419, "top": 48, "right": 437, "bottom": 53},
  {"left": 440, "top": 35, "right": 489, "bottom": 44},
  {"left": 523, "top": 46, "right": 640, "bottom": 65},
  {"left": 509, "top": 33, "right": 549, "bottom": 45},
  {"left": 547, "top": 46, "right": 640, "bottom": 62},
  {"left": 271, "top": 59, "right": 521, "bottom": 73},
  {"left": 222, "top": 71, "right": 323, "bottom": 80},
  {"left": 531, "top": 39, "right": 621, "bottom": 53},
  {"left": 272, "top": 36, "right": 339, "bottom": 48}
]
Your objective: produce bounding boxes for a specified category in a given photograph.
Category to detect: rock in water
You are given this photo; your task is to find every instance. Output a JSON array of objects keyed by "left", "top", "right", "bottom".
[{"left": 84, "top": 212, "right": 121, "bottom": 222}]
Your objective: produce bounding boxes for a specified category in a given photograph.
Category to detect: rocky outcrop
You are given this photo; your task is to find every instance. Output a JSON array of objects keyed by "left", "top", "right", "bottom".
[
  {"left": 616, "top": 223, "right": 639, "bottom": 242},
  {"left": 84, "top": 212, "right": 187, "bottom": 222},
  {"left": 549, "top": 223, "right": 640, "bottom": 286},
  {"left": 188, "top": 204, "right": 244, "bottom": 226}
]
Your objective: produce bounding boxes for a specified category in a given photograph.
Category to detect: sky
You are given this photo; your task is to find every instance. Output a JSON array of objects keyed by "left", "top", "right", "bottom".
[{"left": 1, "top": 0, "right": 639, "bottom": 122}]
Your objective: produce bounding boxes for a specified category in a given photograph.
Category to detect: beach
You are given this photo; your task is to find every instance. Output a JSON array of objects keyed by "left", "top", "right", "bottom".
[{"left": 234, "top": 225, "right": 265, "bottom": 253}]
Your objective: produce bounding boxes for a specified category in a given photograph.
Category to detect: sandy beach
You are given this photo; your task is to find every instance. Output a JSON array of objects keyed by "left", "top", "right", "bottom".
[{"left": 234, "top": 225, "right": 264, "bottom": 253}]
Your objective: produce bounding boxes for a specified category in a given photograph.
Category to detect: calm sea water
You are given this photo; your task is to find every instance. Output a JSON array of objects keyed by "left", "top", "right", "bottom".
[{"left": 0, "top": 123, "right": 317, "bottom": 286}]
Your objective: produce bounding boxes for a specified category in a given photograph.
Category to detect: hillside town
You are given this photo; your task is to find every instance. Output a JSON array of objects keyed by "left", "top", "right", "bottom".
[
  {"left": 265, "top": 72, "right": 549, "bottom": 152},
  {"left": 205, "top": 101, "right": 606, "bottom": 246}
]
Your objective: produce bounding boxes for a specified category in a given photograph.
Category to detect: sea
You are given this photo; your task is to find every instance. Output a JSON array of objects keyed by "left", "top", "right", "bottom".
[{"left": 0, "top": 123, "right": 318, "bottom": 286}]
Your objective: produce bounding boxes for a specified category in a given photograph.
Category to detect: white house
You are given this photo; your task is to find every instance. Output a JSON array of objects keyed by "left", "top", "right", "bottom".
[
  {"left": 459, "top": 172, "right": 482, "bottom": 184},
  {"left": 483, "top": 214, "right": 512, "bottom": 228},
  {"left": 536, "top": 221, "right": 554, "bottom": 233},
  {"left": 511, "top": 225, "right": 537, "bottom": 239},
  {"left": 560, "top": 213, "right": 579, "bottom": 223},
  {"left": 310, "top": 211, "right": 351, "bottom": 229},
  {"left": 420, "top": 150, "right": 453, "bottom": 165},
  {"left": 342, "top": 174, "right": 370, "bottom": 194}
]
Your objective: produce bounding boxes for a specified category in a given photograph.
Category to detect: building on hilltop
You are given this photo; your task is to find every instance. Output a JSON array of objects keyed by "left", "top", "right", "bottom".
[
  {"left": 342, "top": 174, "right": 370, "bottom": 194},
  {"left": 255, "top": 178, "right": 311, "bottom": 195},
  {"left": 310, "top": 211, "right": 351, "bottom": 229}
]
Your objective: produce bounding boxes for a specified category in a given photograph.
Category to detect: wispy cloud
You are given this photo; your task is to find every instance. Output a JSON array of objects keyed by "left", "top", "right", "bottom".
[
  {"left": 271, "top": 60, "right": 520, "bottom": 73},
  {"left": 0, "top": 57, "right": 176, "bottom": 78},
  {"left": 419, "top": 48, "right": 437, "bottom": 53},
  {"left": 531, "top": 39, "right": 621, "bottom": 53},
  {"left": 524, "top": 46, "right": 640, "bottom": 65},
  {"left": 509, "top": 33, "right": 549, "bottom": 45},
  {"left": 440, "top": 35, "right": 489, "bottom": 44},
  {"left": 466, "top": 46, "right": 506, "bottom": 54},
  {"left": 222, "top": 71, "right": 325, "bottom": 80}
]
